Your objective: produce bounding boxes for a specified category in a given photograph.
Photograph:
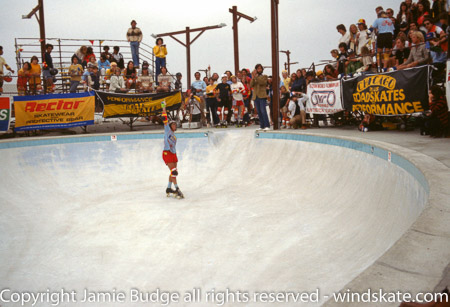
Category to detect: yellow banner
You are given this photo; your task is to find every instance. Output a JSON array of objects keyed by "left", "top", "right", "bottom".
[
  {"left": 99, "top": 91, "right": 182, "bottom": 118},
  {"left": 14, "top": 92, "right": 95, "bottom": 131}
]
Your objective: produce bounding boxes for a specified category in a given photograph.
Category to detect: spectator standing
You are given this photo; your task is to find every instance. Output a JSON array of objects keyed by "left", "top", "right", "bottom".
[
  {"left": 345, "top": 49, "right": 362, "bottom": 75},
  {"left": 191, "top": 71, "right": 207, "bottom": 98},
  {"left": 74, "top": 46, "right": 87, "bottom": 68},
  {"left": 372, "top": 10, "right": 395, "bottom": 71},
  {"left": 356, "top": 19, "right": 372, "bottom": 55},
  {"left": 153, "top": 38, "right": 167, "bottom": 84},
  {"left": 29, "top": 55, "right": 42, "bottom": 94},
  {"left": 397, "top": 2, "right": 413, "bottom": 29},
  {"left": 337, "top": 24, "right": 350, "bottom": 47},
  {"left": 416, "top": 2, "right": 430, "bottom": 29},
  {"left": 205, "top": 77, "right": 219, "bottom": 126},
  {"left": 0, "top": 46, "right": 15, "bottom": 94},
  {"left": 127, "top": 20, "right": 142, "bottom": 68},
  {"left": 68, "top": 55, "right": 83, "bottom": 93},
  {"left": 337, "top": 43, "right": 348, "bottom": 75},
  {"left": 281, "top": 70, "right": 290, "bottom": 92},
  {"left": 230, "top": 75, "right": 246, "bottom": 125},
  {"left": 43, "top": 43, "right": 55, "bottom": 93},
  {"left": 17, "top": 62, "right": 30, "bottom": 96},
  {"left": 250, "top": 64, "right": 270, "bottom": 130},
  {"left": 174, "top": 72, "right": 183, "bottom": 91},
  {"left": 215, "top": 74, "right": 231, "bottom": 125},
  {"left": 348, "top": 24, "right": 358, "bottom": 51}
]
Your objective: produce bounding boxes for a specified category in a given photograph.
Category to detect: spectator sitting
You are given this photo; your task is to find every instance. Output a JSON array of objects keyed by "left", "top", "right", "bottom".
[
  {"left": 397, "top": 31, "right": 430, "bottom": 69},
  {"left": 357, "top": 46, "right": 377, "bottom": 73},
  {"left": 137, "top": 65, "right": 153, "bottom": 93},
  {"left": 157, "top": 66, "right": 172, "bottom": 92},
  {"left": 84, "top": 47, "right": 96, "bottom": 67},
  {"left": 337, "top": 24, "right": 350, "bottom": 47},
  {"left": 316, "top": 70, "right": 325, "bottom": 81},
  {"left": 421, "top": 85, "right": 449, "bottom": 138},
  {"left": 68, "top": 55, "right": 83, "bottom": 93},
  {"left": 97, "top": 54, "right": 111, "bottom": 75},
  {"left": 29, "top": 55, "right": 42, "bottom": 94},
  {"left": 288, "top": 93, "right": 307, "bottom": 129},
  {"left": 101, "top": 45, "right": 112, "bottom": 62},
  {"left": 111, "top": 46, "right": 125, "bottom": 69},
  {"left": 123, "top": 61, "right": 137, "bottom": 90},
  {"left": 82, "top": 63, "right": 95, "bottom": 88},
  {"left": 392, "top": 37, "right": 411, "bottom": 67},
  {"left": 345, "top": 49, "right": 362, "bottom": 75},
  {"left": 423, "top": 17, "right": 447, "bottom": 72},
  {"left": 73, "top": 45, "right": 87, "bottom": 68},
  {"left": 110, "top": 67, "right": 127, "bottom": 93},
  {"left": 17, "top": 61, "right": 30, "bottom": 96}
]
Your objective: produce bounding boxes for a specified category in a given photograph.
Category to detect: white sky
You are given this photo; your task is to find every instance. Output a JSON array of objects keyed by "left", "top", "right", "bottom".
[{"left": 1, "top": 0, "right": 402, "bottom": 79}]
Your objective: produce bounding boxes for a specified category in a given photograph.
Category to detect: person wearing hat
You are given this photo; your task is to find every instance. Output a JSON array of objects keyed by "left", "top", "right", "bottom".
[
  {"left": 126, "top": 20, "right": 143, "bottom": 68},
  {"left": 316, "top": 70, "right": 325, "bottom": 81},
  {"left": 356, "top": 19, "right": 372, "bottom": 56}
]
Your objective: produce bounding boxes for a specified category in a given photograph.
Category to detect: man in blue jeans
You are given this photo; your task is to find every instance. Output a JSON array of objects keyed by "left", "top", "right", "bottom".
[
  {"left": 126, "top": 20, "right": 143, "bottom": 68},
  {"left": 250, "top": 64, "right": 270, "bottom": 130}
]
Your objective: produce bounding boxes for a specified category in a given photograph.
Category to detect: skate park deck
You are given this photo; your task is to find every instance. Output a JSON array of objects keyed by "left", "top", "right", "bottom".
[{"left": 0, "top": 125, "right": 449, "bottom": 306}]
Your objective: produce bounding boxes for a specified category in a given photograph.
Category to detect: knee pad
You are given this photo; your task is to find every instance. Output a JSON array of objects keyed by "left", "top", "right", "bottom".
[
  {"left": 170, "top": 168, "right": 178, "bottom": 177},
  {"left": 217, "top": 107, "right": 222, "bottom": 115},
  {"left": 224, "top": 108, "right": 229, "bottom": 115}
]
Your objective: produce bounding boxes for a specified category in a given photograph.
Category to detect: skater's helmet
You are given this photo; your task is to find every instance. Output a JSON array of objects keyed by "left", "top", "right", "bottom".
[{"left": 169, "top": 120, "right": 177, "bottom": 129}]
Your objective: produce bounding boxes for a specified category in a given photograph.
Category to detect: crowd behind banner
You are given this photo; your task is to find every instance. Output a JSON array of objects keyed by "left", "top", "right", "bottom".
[{"left": 0, "top": 0, "right": 448, "bottom": 137}]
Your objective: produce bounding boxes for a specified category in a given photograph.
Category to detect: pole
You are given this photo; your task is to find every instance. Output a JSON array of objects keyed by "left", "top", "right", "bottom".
[
  {"left": 271, "top": 0, "right": 280, "bottom": 130},
  {"left": 232, "top": 6, "right": 239, "bottom": 75},
  {"left": 38, "top": 0, "right": 46, "bottom": 62},
  {"left": 286, "top": 50, "right": 291, "bottom": 75},
  {"left": 186, "top": 27, "right": 191, "bottom": 89}
]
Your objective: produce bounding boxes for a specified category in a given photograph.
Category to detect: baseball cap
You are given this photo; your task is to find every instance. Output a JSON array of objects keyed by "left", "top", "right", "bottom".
[
  {"left": 357, "top": 19, "right": 366, "bottom": 25},
  {"left": 316, "top": 70, "right": 323, "bottom": 76}
]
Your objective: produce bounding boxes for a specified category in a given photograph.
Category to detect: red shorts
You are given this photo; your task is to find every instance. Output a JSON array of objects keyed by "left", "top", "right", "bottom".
[
  {"left": 235, "top": 100, "right": 244, "bottom": 107},
  {"left": 162, "top": 150, "right": 178, "bottom": 164}
]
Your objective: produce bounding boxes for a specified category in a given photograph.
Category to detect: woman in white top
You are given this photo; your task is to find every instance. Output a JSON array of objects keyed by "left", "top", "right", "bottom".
[{"left": 109, "top": 67, "right": 127, "bottom": 93}]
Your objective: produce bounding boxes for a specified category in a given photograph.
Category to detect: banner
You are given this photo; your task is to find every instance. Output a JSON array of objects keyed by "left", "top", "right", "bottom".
[
  {"left": 0, "top": 97, "right": 11, "bottom": 132},
  {"left": 306, "top": 81, "right": 344, "bottom": 114},
  {"left": 97, "top": 90, "right": 182, "bottom": 118},
  {"left": 14, "top": 92, "right": 95, "bottom": 131},
  {"left": 342, "top": 65, "right": 430, "bottom": 115}
]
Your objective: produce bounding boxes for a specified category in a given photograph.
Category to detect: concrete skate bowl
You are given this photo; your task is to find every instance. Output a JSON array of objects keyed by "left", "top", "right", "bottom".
[{"left": 0, "top": 130, "right": 430, "bottom": 306}]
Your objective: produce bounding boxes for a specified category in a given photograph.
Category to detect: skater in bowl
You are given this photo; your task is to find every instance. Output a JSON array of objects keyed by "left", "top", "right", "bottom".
[{"left": 161, "top": 101, "right": 184, "bottom": 198}]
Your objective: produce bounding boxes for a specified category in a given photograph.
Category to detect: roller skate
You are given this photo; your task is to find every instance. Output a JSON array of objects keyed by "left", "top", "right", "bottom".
[
  {"left": 166, "top": 187, "right": 176, "bottom": 197},
  {"left": 175, "top": 187, "right": 184, "bottom": 199}
]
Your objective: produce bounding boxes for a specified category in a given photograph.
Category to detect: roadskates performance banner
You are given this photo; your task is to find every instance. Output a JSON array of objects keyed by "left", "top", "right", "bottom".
[
  {"left": 306, "top": 80, "right": 344, "bottom": 114},
  {"left": 98, "top": 91, "right": 182, "bottom": 119},
  {"left": 14, "top": 92, "right": 95, "bottom": 131},
  {"left": 342, "top": 66, "right": 430, "bottom": 116},
  {"left": 0, "top": 97, "right": 11, "bottom": 132}
]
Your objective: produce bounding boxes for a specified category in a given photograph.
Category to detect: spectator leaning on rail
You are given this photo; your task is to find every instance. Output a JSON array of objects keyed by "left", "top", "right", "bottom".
[
  {"left": 423, "top": 17, "right": 447, "bottom": 69},
  {"left": 0, "top": 46, "right": 14, "bottom": 94},
  {"left": 250, "top": 64, "right": 271, "bottom": 130},
  {"left": 17, "top": 62, "right": 30, "bottom": 96},
  {"left": 127, "top": 20, "right": 143, "bottom": 68}
]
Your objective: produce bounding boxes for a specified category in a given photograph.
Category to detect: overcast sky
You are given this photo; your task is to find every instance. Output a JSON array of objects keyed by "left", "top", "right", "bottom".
[{"left": 1, "top": 0, "right": 402, "bottom": 80}]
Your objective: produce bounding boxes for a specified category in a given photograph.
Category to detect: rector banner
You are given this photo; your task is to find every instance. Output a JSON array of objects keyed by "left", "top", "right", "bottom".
[
  {"left": 0, "top": 97, "right": 11, "bottom": 132},
  {"left": 306, "top": 80, "right": 344, "bottom": 114},
  {"left": 97, "top": 90, "right": 182, "bottom": 118},
  {"left": 14, "top": 92, "right": 95, "bottom": 131},
  {"left": 342, "top": 65, "right": 430, "bottom": 115}
]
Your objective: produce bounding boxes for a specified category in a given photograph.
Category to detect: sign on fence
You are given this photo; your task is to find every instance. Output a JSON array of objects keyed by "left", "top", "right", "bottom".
[
  {"left": 306, "top": 81, "right": 344, "bottom": 114},
  {"left": 97, "top": 90, "right": 182, "bottom": 119},
  {"left": 342, "top": 66, "right": 430, "bottom": 115},
  {"left": 0, "top": 97, "right": 11, "bottom": 132},
  {"left": 14, "top": 92, "right": 95, "bottom": 131}
]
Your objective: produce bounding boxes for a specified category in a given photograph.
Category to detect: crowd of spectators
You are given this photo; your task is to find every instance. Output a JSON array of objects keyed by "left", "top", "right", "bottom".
[{"left": 0, "top": 2, "right": 448, "bottom": 136}]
